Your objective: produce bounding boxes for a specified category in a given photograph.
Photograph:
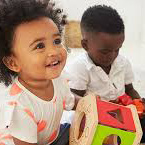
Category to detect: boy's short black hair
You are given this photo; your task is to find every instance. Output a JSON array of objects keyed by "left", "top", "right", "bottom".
[
  {"left": 0, "top": 0, "right": 67, "bottom": 86},
  {"left": 80, "top": 5, "right": 124, "bottom": 34}
]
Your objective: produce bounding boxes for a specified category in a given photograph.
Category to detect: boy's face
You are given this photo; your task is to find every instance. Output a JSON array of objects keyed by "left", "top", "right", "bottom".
[
  {"left": 7, "top": 17, "right": 67, "bottom": 81},
  {"left": 81, "top": 31, "right": 125, "bottom": 67}
]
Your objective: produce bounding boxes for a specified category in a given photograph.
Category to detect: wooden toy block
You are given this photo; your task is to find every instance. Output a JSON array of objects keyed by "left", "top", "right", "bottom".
[
  {"left": 69, "top": 94, "right": 98, "bottom": 145},
  {"left": 97, "top": 98, "right": 136, "bottom": 131},
  {"left": 91, "top": 124, "right": 136, "bottom": 145},
  {"left": 70, "top": 94, "right": 143, "bottom": 145},
  {"left": 127, "top": 105, "right": 143, "bottom": 145}
]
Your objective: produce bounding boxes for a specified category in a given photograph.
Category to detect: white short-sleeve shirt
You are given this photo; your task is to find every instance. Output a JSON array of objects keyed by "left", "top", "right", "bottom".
[
  {"left": 65, "top": 52, "right": 134, "bottom": 101},
  {"left": 0, "top": 76, "right": 74, "bottom": 145}
]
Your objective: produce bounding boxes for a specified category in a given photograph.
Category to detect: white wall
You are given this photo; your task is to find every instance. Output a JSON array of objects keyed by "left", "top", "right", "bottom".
[
  {"left": 141, "top": 0, "right": 145, "bottom": 47},
  {"left": 60, "top": 0, "right": 143, "bottom": 46}
]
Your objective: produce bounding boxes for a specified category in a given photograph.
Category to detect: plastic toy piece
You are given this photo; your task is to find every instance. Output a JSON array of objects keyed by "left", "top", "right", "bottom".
[
  {"left": 127, "top": 105, "right": 143, "bottom": 145},
  {"left": 91, "top": 124, "right": 136, "bottom": 145},
  {"left": 97, "top": 98, "right": 136, "bottom": 131},
  {"left": 133, "top": 99, "right": 144, "bottom": 117},
  {"left": 69, "top": 94, "right": 98, "bottom": 145},
  {"left": 118, "top": 94, "right": 133, "bottom": 105},
  {"left": 118, "top": 94, "right": 145, "bottom": 117}
]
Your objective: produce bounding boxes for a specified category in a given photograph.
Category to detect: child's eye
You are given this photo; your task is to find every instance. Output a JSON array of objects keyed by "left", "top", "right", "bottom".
[
  {"left": 53, "top": 38, "right": 62, "bottom": 45},
  {"left": 35, "top": 42, "right": 45, "bottom": 49}
]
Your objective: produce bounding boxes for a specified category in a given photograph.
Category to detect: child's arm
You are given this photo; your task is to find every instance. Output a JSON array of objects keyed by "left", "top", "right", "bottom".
[
  {"left": 72, "top": 95, "right": 82, "bottom": 110},
  {"left": 125, "top": 83, "right": 141, "bottom": 99},
  {"left": 13, "top": 137, "right": 38, "bottom": 145},
  {"left": 70, "top": 88, "right": 86, "bottom": 97}
]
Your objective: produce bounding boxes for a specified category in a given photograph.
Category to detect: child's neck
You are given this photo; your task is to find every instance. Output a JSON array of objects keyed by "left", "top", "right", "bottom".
[
  {"left": 93, "top": 61, "right": 111, "bottom": 74},
  {"left": 88, "top": 54, "right": 111, "bottom": 74},
  {"left": 101, "top": 65, "right": 111, "bottom": 74},
  {"left": 18, "top": 77, "right": 54, "bottom": 101}
]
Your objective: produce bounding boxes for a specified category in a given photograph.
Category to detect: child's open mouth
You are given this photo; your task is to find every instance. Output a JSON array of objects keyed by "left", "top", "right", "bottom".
[{"left": 46, "top": 60, "right": 61, "bottom": 68}]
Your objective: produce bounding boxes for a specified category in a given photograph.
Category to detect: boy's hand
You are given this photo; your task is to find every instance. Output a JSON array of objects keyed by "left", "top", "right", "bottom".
[
  {"left": 109, "top": 98, "right": 119, "bottom": 104},
  {"left": 142, "top": 98, "right": 145, "bottom": 115},
  {"left": 109, "top": 94, "right": 133, "bottom": 105}
]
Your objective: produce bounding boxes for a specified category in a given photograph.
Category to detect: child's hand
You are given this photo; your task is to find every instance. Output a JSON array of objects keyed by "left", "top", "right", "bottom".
[
  {"left": 142, "top": 98, "right": 145, "bottom": 104},
  {"left": 109, "top": 98, "right": 119, "bottom": 104},
  {"left": 110, "top": 94, "right": 133, "bottom": 105}
]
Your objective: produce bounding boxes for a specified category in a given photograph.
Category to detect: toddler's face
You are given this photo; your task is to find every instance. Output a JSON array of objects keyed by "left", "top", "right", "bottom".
[
  {"left": 9, "top": 17, "right": 67, "bottom": 81},
  {"left": 82, "top": 32, "right": 124, "bottom": 67}
]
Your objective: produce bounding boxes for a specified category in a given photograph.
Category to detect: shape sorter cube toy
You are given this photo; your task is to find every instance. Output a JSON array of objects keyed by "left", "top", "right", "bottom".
[{"left": 69, "top": 94, "right": 143, "bottom": 145}]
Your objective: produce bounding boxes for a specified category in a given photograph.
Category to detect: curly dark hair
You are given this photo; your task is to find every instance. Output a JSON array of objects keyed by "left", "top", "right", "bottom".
[
  {"left": 0, "top": 0, "right": 67, "bottom": 86},
  {"left": 80, "top": 5, "right": 124, "bottom": 34}
]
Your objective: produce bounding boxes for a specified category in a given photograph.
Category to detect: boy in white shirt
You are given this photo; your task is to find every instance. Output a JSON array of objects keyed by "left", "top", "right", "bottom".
[
  {"left": 66, "top": 5, "right": 141, "bottom": 102},
  {"left": 65, "top": 5, "right": 145, "bottom": 143}
]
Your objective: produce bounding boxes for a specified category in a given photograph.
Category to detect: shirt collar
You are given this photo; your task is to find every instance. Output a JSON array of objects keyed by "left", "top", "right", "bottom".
[
  {"left": 84, "top": 52, "right": 96, "bottom": 70},
  {"left": 84, "top": 52, "right": 124, "bottom": 74}
]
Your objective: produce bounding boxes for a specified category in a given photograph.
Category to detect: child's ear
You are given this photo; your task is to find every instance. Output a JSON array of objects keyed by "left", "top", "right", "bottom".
[
  {"left": 81, "top": 39, "right": 88, "bottom": 51},
  {"left": 2, "top": 55, "right": 20, "bottom": 72}
]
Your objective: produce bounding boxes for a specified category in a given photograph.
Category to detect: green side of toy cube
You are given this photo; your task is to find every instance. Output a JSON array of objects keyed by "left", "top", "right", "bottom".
[{"left": 91, "top": 124, "right": 136, "bottom": 145}]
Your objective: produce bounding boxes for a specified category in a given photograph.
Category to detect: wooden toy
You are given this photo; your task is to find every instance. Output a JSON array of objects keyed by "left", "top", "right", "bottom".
[
  {"left": 70, "top": 94, "right": 143, "bottom": 145},
  {"left": 69, "top": 93, "right": 98, "bottom": 145},
  {"left": 127, "top": 105, "right": 143, "bottom": 145},
  {"left": 97, "top": 97, "right": 136, "bottom": 131},
  {"left": 92, "top": 124, "right": 135, "bottom": 145}
]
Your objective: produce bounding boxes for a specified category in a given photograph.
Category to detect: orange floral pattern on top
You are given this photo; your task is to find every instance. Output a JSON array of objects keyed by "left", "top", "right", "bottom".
[
  {"left": 8, "top": 101, "right": 17, "bottom": 106},
  {"left": 48, "top": 130, "right": 57, "bottom": 143},
  {"left": 37, "top": 120, "right": 47, "bottom": 133},
  {"left": 0, "top": 133, "right": 4, "bottom": 138},
  {"left": 63, "top": 99, "right": 65, "bottom": 109},
  {"left": 3, "top": 134, "right": 12, "bottom": 140},
  {"left": 0, "top": 142, "right": 5, "bottom": 145},
  {"left": 24, "top": 108, "right": 37, "bottom": 123},
  {"left": 9, "top": 83, "right": 22, "bottom": 96}
]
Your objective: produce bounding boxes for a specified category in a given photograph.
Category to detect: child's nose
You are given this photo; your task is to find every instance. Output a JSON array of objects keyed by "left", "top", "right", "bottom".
[{"left": 47, "top": 47, "right": 59, "bottom": 57}]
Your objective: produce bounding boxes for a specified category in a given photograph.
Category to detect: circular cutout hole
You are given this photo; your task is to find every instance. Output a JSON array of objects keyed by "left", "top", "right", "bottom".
[
  {"left": 76, "top": 113, "right": 86, "bottom": 140},
  {"left": 103, "top": 134, "right": 121, "bottom": 145}
]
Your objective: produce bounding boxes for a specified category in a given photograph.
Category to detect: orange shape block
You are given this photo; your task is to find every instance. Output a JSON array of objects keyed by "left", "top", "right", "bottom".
[
  {"left": 37, "top": 120, "right": 47, "bottom": 133},
  {"left": 10, "top": 83, "right": 22, "bottom": 96},
  {"left": 48, "top": 130, "right": 57, "bottom": 143}
]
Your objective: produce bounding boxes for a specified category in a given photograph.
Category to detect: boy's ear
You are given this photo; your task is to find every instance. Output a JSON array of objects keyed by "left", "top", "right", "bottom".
[
  {"left": 81, "top": 39, "right": 88, "bottom": 51},
  {"left": 2, "top": 55, "right": 20, "bottom": 72}
]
